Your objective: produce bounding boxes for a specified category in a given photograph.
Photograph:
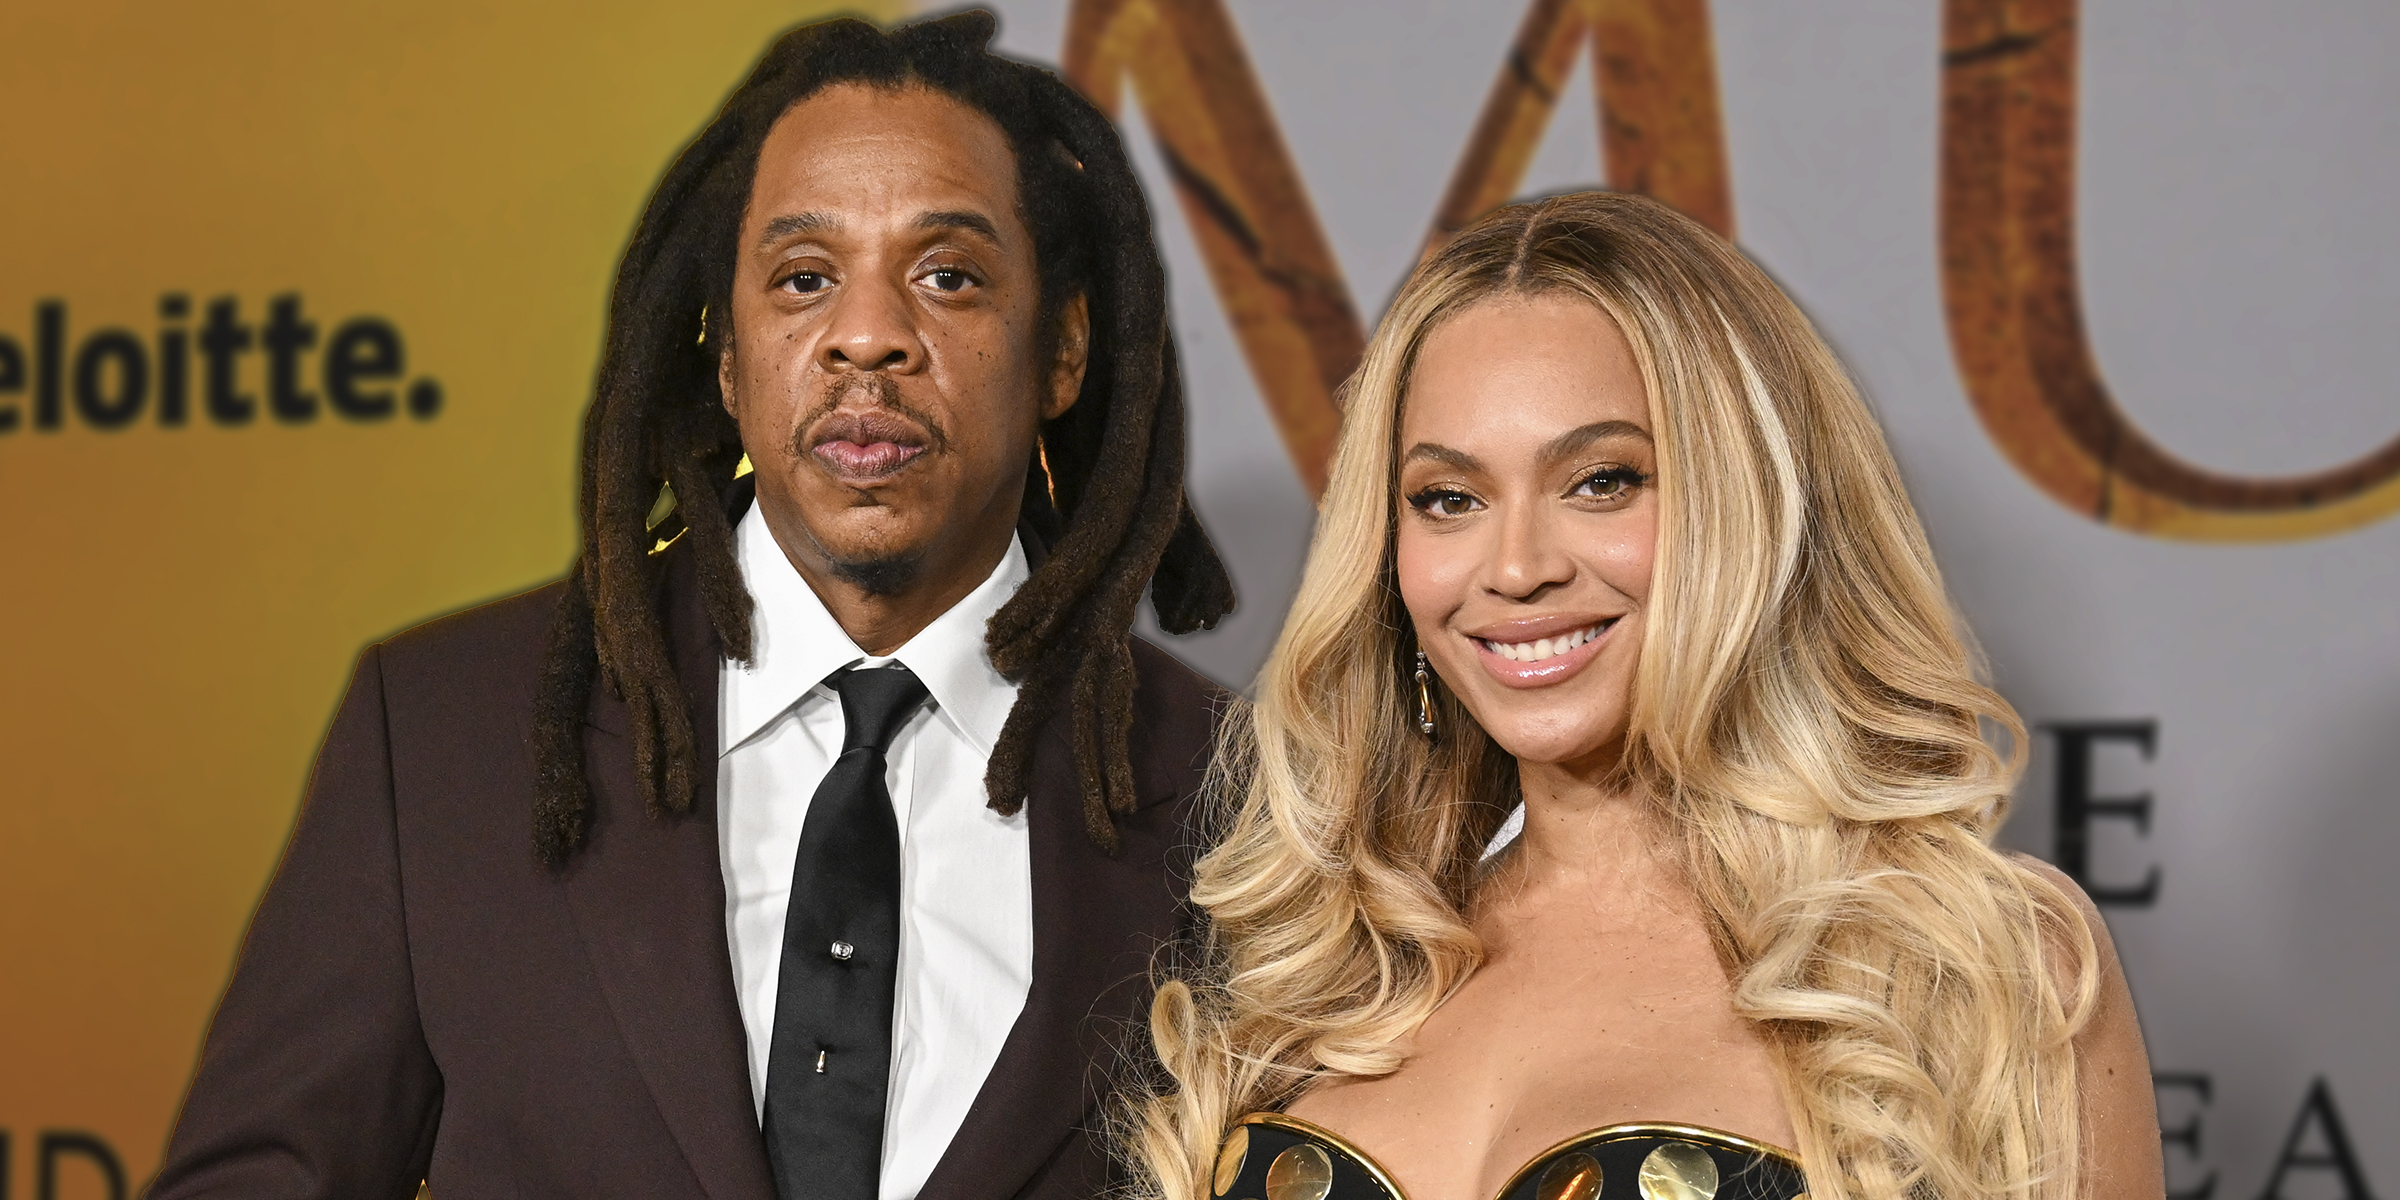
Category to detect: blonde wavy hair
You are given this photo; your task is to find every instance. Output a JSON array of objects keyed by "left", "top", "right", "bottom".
[{"left": 1128, "top": 193, "right": 2100, "bottom": 1200}]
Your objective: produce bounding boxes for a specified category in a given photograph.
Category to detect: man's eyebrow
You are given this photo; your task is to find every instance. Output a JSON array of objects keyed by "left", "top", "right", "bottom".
[
  {"left": 755, "top": 212, "right": 834, "bottom": 249},
  {"left": 753, "top": 210, "right": 1002, "bottom": 251},
  {"left": 1541, "top": 420, "right": 1652, "bottom": 461},
  {"left": 1401, "top": 442, "right": 1482, "bottom": 472},
  {"left": 915, "top": 209, "right": 1003, "bottom": 242}
]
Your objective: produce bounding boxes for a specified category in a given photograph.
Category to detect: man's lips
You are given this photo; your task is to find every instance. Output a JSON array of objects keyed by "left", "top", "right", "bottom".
[
  {"left": 813, "top": 439, "right": 925, "bottom": 477},
  {"left": 808, "top": 409, "right": 929, "bottom": 482},
  {"left": 1465, "top": 615, "right": 1620, "bottom": 689}
]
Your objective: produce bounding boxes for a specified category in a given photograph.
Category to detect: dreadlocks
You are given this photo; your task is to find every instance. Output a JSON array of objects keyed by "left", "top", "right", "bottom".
[{"left": 532, "top": 10, "right": 1235, "bottom": 865}]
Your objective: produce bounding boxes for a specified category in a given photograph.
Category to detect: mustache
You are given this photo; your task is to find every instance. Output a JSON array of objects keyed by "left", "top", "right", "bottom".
[{"left": 787, "top": 374, "right": 952, "bottom": 459}]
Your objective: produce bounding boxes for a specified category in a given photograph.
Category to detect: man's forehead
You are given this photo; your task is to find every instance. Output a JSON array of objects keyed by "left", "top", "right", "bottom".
[{"left": 747, "top": 85, "right": 1022, "bottom": 242}]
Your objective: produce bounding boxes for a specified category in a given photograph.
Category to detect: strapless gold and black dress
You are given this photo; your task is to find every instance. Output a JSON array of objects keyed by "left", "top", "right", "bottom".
[{"left": 1212, "top": 1113, "right": 1808, "bottom": 1200}]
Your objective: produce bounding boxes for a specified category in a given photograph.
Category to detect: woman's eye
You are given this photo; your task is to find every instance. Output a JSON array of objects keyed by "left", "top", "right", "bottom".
[
  {"left": 1407, "top": 487, "right": 1481, "bottom": 518},
  {"left": 925, "top": 268, "right": 975, "bottom": 293},
  {"left": 778, "top": 271, "right": 830, "bottom": 295},
  {"left": 1572, "top": 466, "right": 1648, "bottom": 501}
]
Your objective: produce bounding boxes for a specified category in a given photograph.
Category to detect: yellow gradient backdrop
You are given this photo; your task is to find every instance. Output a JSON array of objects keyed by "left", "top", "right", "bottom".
[{"left": 0, "top": 2, "right": 898, "bottom": 1189}]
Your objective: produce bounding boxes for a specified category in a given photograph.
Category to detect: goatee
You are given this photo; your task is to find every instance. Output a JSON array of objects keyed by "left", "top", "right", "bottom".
[{"left": 826, "top": 550, "right": 926, "bottom": 597}]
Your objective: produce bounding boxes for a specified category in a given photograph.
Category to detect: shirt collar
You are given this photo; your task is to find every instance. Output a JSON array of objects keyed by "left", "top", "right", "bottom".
[{"left": 722, "top": 504, "right": 1027, "bottom": 757}]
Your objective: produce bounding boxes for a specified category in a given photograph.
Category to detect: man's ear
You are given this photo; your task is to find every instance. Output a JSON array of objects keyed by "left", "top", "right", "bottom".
[
  {"left": 1044, "top": 293, "right": 1090, "bottom": 421},
  {"left": 716, "top": 321, "right": 739, "bottom": 418}
]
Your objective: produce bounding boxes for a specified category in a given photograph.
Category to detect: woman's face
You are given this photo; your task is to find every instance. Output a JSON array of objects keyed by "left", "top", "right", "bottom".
[{"left": 1394, "top": 294, "right": 1658, "bottom": 770}]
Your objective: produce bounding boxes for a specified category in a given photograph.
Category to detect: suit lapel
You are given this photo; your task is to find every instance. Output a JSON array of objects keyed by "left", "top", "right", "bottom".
[
  {"left": 916, "top": 700, "right": 1184, "bottom": 1200},
  {"left": 564, "top": 549, "right": 778, "bottom": 1200}
]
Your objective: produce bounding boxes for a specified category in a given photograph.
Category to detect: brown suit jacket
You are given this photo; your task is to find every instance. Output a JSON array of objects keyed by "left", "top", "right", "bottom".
[{"left": 149, "top": 538, "right": 1221, "bottom": 1200}]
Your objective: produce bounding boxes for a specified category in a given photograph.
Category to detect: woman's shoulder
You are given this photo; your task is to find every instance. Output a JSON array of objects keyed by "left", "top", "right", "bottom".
[
  {"left": 2005, "top": 852, "right": 2167, "bottom": 1198},
  {"left": 2004, "top": 851, "right": 2104, "bottom": 920},
  {"left": 2002, "top": 852, "right": 2141, "bottom": 998},
  {"left": 1994, "top": 851, "right": 2125, "bottom": 1021}
]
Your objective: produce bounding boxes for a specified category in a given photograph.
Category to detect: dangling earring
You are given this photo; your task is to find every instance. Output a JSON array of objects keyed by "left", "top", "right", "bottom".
[{"left": 1413, "top": 650, "right": 1438, "bottom": 739}]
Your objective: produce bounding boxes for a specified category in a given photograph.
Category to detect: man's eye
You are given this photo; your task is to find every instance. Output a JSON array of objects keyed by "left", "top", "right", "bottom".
[
  {"left": 1572, "top": 466, "right": 1648, "bottom": 501},
  {"left": 925, "top": 269, "right": 975, "bottom": 293},
  {"left": 779, "top": 271, "right": 829, "bottom": 295},
  {"left": 1407, "top": 487, "right": 1481, "bottom": 518}
]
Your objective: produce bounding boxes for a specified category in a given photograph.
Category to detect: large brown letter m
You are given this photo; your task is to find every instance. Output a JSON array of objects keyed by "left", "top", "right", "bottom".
[
  {"left": 1065, "top": 0, "right": 1363, "bottom": 496},
  {"left": 1064, "top": 0, "right": 1732, "bottom": 496}
]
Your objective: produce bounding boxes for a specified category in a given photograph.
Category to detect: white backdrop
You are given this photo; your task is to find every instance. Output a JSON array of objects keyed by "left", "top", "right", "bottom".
[{"left": 973, "top": 2, "right": 2400, "bottom": 1195}]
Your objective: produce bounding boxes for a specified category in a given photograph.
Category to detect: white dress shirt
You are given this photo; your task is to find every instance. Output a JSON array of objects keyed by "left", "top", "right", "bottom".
[{"left": 717, "top": 505, "right": 1033, "bottom": 1200}]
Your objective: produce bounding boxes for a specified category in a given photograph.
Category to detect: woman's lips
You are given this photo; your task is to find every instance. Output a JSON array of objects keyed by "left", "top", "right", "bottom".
[{"left": 1468, "top": 618, "right": 1615, "bottom": 688}]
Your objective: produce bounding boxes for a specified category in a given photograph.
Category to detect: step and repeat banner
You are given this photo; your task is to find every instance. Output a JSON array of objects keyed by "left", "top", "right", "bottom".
[
  {"left": 0, "top": 1, "right": 894, "bottom": 1193},
  {"left": 3, "top": 1, "right": 2394, "bottom": 1196}
]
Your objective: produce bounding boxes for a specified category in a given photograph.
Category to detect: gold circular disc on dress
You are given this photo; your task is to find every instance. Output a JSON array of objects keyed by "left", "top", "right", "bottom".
[
  {"left": 1264, "top": 1144, "right": 1335, "bottom": 1200},
  {"left": 1536, "top": 1151, "right": 1603, "bottom": 1200},
  {"left": 1213, "top": 1127, "right": 1250, "bottom": 1197},
  {"left": 1637, "top": 1141, "right": 1721, "bottom": 1200}
]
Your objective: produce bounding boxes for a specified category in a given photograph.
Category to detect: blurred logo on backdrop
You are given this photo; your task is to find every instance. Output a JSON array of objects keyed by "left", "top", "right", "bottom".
[
  {"left": 0, "top": 296, "right": 441, "bottom": 435},
  {"left": 1068, "top": 0, "right": 2400, "bottom": 542}
]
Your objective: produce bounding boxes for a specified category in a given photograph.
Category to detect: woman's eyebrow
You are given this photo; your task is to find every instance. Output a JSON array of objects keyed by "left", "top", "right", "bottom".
[
  {"left": 1401, "top": 442, "right": 1481, "bottom": 471},
  {"left": 1542, "top": 420, "right": 1652, "bottom": 461}
]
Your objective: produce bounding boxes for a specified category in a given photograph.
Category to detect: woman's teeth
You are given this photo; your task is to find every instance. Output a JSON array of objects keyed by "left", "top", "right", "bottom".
[{"left": 1477, "top": 622, "right": 1607, "bottom": 663}]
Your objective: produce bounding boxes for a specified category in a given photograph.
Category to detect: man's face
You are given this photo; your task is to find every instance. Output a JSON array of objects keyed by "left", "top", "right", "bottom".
[{"left": 722, "top": 82, "right": 1083, "bottom": 601}]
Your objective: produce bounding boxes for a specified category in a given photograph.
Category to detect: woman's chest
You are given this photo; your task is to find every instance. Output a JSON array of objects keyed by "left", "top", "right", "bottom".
[{"left": 1287, "top": 926, "right": 1792, "bottom": 1200}]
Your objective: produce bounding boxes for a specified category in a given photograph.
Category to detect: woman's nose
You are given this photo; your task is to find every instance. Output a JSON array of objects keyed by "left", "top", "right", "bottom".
[{"left": 1488, "top": 502, "right": 1575, "bottom": 599}]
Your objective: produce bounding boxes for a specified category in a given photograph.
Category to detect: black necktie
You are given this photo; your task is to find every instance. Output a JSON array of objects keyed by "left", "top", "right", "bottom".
[{"left": 763, "top": 663, "right": 929, "bottom": 1200}]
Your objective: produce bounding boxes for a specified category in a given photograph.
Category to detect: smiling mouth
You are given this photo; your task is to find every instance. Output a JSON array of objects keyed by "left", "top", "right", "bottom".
[{"left": 1474, "top": 620, "right": 1614, "bottom": 663}]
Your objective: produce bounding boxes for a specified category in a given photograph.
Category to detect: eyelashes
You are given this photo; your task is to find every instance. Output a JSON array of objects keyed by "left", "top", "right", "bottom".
[
  {"left": 1406, "top": 485, "right": 1478, "bottom": 517},
  {"left": 767, "top": 259, "right": 986, "bottom": 296},
  {"left": 1404, "top": 464, "right": 1650, "bottom": 519},
  {"left": 1572, "top": 465, "right": 1649, "bottom": 500},
  {"left": 775, "top": 268, "right": 829, "bottom": 294}
]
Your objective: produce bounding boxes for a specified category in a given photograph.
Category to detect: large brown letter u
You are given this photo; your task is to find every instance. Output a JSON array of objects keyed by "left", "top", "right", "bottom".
[{"left": 1941, "top": 0, "right": 2400, "bottom": 540}]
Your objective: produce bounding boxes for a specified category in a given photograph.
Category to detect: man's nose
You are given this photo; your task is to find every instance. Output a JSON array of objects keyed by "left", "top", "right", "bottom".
[{"left": 818, "top": 278, "right": 924, "bottom": 373}]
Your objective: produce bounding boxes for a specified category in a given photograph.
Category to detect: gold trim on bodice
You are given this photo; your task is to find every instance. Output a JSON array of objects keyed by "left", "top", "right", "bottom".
[
  {"left": 1220, "top": 1112, "right": 1806, "bottom": 1200},
  {"left": 1241, "top": 1114, "right": 1412, "bottom": 1200}
]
